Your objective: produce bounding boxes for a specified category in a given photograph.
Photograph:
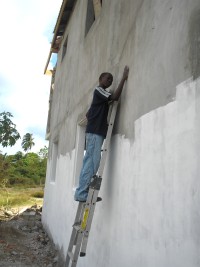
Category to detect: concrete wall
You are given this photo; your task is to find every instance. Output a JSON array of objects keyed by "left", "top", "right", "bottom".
[{"left": 42, "top": 0, "right": 200, "bottom": 266}]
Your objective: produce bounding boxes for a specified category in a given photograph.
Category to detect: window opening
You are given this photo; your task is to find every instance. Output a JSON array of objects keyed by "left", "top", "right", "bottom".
[
  {"left": 62, "top": 36, "right": 68, "bottom": 61},
  {"left": 73, "top": 119, "right": 87, "bottom": 189},
  {"left": 93, "top": 0, "right": 102, "bottom": 18},
  {"left": 85, "top": 0, "right": 102, "bottom": 36}
]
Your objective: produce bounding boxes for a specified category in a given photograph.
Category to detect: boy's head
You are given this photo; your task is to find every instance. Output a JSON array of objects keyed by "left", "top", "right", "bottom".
[{"left": 99, "top": 72, "right": 113, "bottom": 89}]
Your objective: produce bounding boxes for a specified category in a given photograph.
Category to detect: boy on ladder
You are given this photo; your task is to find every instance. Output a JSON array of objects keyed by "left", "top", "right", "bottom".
[{"left": 74, "top": 66, "right": 129, "bottom": 202}]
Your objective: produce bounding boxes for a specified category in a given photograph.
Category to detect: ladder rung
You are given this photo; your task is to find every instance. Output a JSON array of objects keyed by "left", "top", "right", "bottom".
[
  {"left": 73, "top": 224, "right": 81, "bottom": 231},
  {"left": 68, "top": 251, "right": 74, "bottom": 260}
]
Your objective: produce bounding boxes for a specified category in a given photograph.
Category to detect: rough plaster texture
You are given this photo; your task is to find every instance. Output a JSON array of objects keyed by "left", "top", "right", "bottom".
[
  {"left": 42, "top": 0, "right": 200, "bottom": 266},
  {"left": 43, "top": 78, "right": 200, "bottom": 266},
  {"left": 48, "top": 0, "right": 200, "bottom": 155}
]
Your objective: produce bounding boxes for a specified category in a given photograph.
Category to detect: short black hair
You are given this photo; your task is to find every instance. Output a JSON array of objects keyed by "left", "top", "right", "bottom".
[{"left": 99, "top": 72, "right": 113, "bottom": 80}]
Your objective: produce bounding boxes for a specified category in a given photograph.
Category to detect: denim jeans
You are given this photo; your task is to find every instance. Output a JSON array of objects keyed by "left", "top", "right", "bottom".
[{"left": 74, "top": 133, "right": 104, "bottom": 201}]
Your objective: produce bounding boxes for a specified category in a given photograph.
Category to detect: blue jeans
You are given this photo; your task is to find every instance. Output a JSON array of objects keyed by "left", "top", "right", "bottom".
[{"left": 74, "top": 133, "right": 104, "bottom": 201}]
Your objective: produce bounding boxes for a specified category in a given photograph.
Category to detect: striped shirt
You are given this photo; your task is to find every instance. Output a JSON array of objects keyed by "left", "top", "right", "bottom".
[{"left": 86, "top": 86, "right": 111, "bottom": 137}]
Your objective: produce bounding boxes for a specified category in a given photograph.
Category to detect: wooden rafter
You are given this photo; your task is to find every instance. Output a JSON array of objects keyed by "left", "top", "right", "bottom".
[{"left": 44, "top": 0, "right": 76, "bottom": 74}]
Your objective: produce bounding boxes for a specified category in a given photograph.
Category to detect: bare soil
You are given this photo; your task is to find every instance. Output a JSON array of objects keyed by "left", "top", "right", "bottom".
[{"left": 0, "top": 206, "right": 62, "bottom": 267}]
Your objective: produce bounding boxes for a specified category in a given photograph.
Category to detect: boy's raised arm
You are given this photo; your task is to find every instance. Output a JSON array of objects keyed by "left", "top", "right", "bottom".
[{"left": 111, "top": 66, "right": 129, "bottom": 101}]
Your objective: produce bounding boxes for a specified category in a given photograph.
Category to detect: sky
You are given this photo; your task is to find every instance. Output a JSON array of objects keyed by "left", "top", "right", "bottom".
[{"left": 0, "top": 0, "right": 63, "bottom": 155}]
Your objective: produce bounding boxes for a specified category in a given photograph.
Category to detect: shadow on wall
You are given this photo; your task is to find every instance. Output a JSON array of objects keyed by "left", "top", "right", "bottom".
[{"left": 189, "top": 9, "right": 200, "bottom": 79}]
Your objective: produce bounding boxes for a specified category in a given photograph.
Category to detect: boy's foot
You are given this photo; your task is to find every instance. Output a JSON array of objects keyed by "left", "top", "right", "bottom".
[{"left": 77, "top": 197, "right": 102, "bottom": 203}]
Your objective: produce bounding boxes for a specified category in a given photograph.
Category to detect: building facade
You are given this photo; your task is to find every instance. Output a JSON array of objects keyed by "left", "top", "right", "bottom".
[{"left": 42, "top": 0, "right": 200, "bottom": 266}]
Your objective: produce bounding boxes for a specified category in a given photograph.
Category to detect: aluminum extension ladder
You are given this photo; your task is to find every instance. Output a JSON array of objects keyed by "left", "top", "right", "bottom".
[{"left": 65, "top": 101, "right": 118, "bottom": 267}]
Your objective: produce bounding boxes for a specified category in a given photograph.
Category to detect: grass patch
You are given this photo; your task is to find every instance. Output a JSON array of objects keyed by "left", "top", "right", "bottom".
[
  {"left": 31, "top": 190, "right": 44, "bottom": 198},
  {"left": 0, "top": 187, "right": 44, "bottom": 209}
]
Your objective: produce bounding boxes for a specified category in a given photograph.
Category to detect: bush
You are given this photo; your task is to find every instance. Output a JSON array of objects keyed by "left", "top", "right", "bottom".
[
  {"left": 31, "top": 191, "right": 44, "bottom": 198},
  {"left": 9, "top": 177, "right": 35, "bottom": 186}
]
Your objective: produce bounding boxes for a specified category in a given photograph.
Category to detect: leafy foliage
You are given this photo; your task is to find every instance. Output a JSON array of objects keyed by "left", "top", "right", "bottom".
[
  {"left": 0, "top": 112, "right": 21, "bottom": 147},
  {"left": 21, "top": 133, "right": 35, "bottom": 152},
  {"left": 0, "top": 112, "right": 47, "bottom": 188},
  {"left": 0, "top": 148, "right": 47, "bottom": 187},
  {"left": 38, "top": 146, "right": 48, "bottom": 159}
]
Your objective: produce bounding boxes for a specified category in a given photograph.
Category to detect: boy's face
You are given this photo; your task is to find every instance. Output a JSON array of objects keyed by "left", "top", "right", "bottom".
[{"left": 99, "top": 74, "right": 113, "bottom": 89}]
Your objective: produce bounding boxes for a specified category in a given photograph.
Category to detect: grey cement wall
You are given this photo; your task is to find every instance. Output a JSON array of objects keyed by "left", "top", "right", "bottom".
[
  {"left": 42, "top": 1, "right": 200, "bottom": 266},
  {"left": 49, "top": 0, "right": 200, "bottom": 155}
]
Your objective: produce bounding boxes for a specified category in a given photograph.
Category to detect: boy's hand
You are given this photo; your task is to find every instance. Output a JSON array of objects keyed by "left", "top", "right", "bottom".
[
  {"left": 110, "top": 65, "right": 129, "bottom": 101},
  {"left": 123, "top": 66, "right": 129, "bottom": 80}
]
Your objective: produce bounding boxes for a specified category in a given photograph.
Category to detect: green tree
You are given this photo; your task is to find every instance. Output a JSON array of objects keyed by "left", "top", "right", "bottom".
[
  {"left": 38, "top": 146, "right": 48, "bottom": 159},
  {"left": 21, "top": 133, "right": 35, "bottom": 152},
  {"left": 0, "top": 153, "right": 10, "bottom": 181},
  {"left": 14, "top": 151, "right": 23, "bottom": 160},
  {"left": 0, "top": 148, "right": 47, "bottom": 187},
  {"left": 4, "top": 151, "right": 47, "bottom": 186},
  {"left": 0, "top": 112, "right": 20, "bottom": 147}
]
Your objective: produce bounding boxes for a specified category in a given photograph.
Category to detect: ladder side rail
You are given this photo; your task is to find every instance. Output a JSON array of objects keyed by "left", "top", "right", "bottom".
[
  {"left": 107, "top": 100, "right": 113, "bottom": 123},
  {"left": 74, "top": 202, "right": 85, "bottom": 224},
  {"left": 66, "top": 203, "right": 83, "bottom": 255},
  {"left": 65, "top": 203, "right": 85, "bottom": 267},
  {"left": 65, "top": 230, "right": 75, "bottom": 266},
  {"left": 71, "top": 231, "right": 84, "bottom": 267},
  {"left": 80, "top": 189, "right": 99, "bottom": 256},
  {"left": 80, "top": 185, "right": 95, "bottom": 230},
  {"left": 65, "top": 229, "right": 85, "bottom": 267},
  {"left": 65, "top": 227, "right": 81, "bottom": 267},
  {"left": 98, "top": 101, "right": 118, "bottom": 176}
]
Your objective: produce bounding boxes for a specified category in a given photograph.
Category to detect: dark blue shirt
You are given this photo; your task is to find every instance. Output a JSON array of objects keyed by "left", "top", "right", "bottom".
[{"left": 86, "top": 87, "right": 111, "bottom": 137}]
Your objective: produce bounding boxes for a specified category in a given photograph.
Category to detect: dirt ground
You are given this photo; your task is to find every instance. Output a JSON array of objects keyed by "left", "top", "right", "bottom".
[{"left": 0, "top": 206, "right": 63, "bottom": 267}]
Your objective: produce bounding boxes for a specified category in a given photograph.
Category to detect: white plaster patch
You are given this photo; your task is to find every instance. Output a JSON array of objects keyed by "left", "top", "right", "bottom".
[{"left": 42, "top": 77, "right": 200, "bottom": 267}]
